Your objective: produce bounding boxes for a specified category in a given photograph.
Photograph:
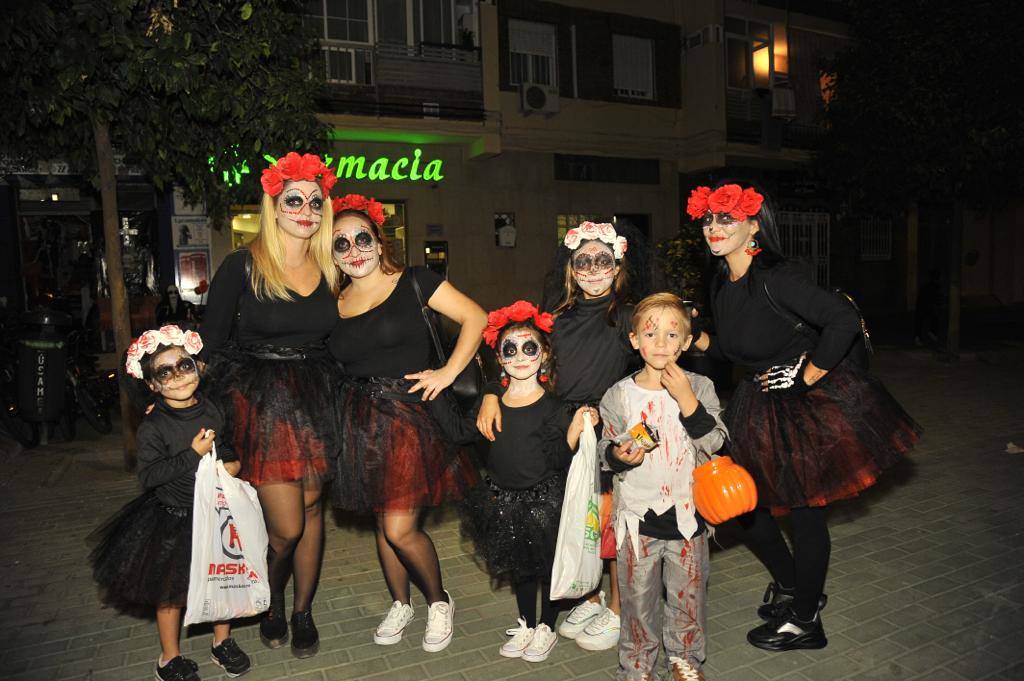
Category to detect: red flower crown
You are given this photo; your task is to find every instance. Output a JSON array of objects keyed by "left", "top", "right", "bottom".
[
  {"left": 332, "top": 193, "right": 386, "bottom": 226},
  {"left": 261, "top": 152, "right": 338, "bottom": 197},
  {"left": 686, "top": 184, "right": 764, "bottom": 221},
  {"left": 483, "top": 300, "right": 554, "bottom": 349}
]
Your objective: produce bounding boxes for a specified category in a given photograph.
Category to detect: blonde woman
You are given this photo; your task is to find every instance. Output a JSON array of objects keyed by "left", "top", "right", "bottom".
[{"left": 200, "top": 152, "right": 340, "bottom": 659}]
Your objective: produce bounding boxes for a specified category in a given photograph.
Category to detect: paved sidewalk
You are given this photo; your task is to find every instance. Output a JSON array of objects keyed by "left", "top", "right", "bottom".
[{"left": 0, "top": 349, "right": 1022, "bottom": 681}]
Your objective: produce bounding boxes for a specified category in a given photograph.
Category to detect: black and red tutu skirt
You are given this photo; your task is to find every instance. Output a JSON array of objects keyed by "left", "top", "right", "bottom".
[
  {"left": 88, "top": 491, "right": 192, "bottom": 608},
  {"left": 725, "top": 358, "right": 921, "bottom": 514},
  {"left": 331, "top": 376, "right": 478, "bottom": 513},
  {"left": 459, "top": 474, "right": 564, "bottom": 582},
  {"left": 205, "top": 344, "right": 341, "bottom": 487}
]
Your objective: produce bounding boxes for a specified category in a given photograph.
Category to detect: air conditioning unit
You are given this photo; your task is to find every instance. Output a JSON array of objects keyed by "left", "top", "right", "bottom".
[{"left": 519, "top": 82, "right": 560, "bottom": 115}]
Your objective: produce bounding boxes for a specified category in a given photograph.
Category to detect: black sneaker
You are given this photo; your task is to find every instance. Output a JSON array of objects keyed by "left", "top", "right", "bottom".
[
  {"left": 290, "top": 610, "right": 320, "bottom": 659},
  {"left": 747, "top": 604, "right": 828, "bottom": 651},
  {"left": 211, "top": 638, "right": 251, "bottom": 677},
  {"left": 757, "top": 583, "right": 828, "bottom": 622},
  {"left": 155, "top": 655, "right": 200, "bottom": 681},
  {"left": 259, "top": 600, "right": 289, "bottom": 649}
]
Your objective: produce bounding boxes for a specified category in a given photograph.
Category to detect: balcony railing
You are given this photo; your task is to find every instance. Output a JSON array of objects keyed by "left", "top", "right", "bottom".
[{"left": 725, "top": 88, "right": 825, "bottom": 150}]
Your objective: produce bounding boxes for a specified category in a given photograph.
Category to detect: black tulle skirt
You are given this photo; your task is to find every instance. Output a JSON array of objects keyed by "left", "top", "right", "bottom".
[
  {"left": 89, "top": 492, "right": 192, "bottom": 608},
  {"left": 726, "top": 358, "right": 922, "bottom": 514},
  {"left": 205, "top": 344, "right": 341, "bottom": 486},
  {"left": 331, "top": 376, "right": 478, "bottom": 513},
  {"left": 459, "top": 474, "right": 565, "bottom": 582}
]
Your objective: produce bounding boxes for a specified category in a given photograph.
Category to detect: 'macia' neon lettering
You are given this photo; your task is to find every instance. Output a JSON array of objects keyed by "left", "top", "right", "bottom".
[{"left": 334, "top": 148, "right": 444, "bottom": 183}]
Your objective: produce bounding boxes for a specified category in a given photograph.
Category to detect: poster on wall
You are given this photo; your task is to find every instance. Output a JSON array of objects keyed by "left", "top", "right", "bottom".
[
  {"left": 172, "top": 216, "right": 211, "bottom": 248},
  {"left": 494, "top": 213, "right": 516, "bottom": 248},
  {"left": 175, "top": 248, "right": 210, "bottom": 305}
]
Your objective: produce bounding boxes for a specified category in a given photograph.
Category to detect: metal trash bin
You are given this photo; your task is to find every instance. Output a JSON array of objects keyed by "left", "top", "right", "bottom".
[{"left": 17, "top": 310, "right": 72, "bottom": 424}]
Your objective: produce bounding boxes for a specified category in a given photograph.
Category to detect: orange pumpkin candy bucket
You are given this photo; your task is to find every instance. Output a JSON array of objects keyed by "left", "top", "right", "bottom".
[{"left": 692, "top": 456, "right": 757, "bottom": 525}]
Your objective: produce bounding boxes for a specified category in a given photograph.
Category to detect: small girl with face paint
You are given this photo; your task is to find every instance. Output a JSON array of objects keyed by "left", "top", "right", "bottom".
[
  {"left": 460, "top": 301, "right": 594, "bottom": 663},
  {"left": 89, "top": 326, "right": 251, "bottom": 681}
]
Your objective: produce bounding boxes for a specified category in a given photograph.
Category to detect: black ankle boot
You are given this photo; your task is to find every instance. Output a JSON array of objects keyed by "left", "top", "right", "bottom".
[
  {"left": 747, "top": 604, "right": 828, "bottom": 651},
  {"left": 260, "top": 598, "right": 289, "bottom": 649},
  {"left": 290, "top": 610, "right": 320, "bottom": 658}
]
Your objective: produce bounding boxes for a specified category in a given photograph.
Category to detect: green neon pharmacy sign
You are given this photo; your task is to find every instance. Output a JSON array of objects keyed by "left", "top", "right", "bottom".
[{"left": 210, "top": 148, "right": 444, "bottom": 187}]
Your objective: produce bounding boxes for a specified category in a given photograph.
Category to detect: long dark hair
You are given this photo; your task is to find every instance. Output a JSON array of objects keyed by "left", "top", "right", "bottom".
[{"left": 707, "top": 180, "right": 787, "bottom": 296}]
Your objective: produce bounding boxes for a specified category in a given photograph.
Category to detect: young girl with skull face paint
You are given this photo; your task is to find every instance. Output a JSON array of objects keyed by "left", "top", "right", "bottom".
[
  {"left": 687, "top": 182, "right": 921, "bottom": 652},
  {"left": 477, "top": 221, "right": 650, "bottom": 652},
  {"left": 200, "top": 153, "right": 341, "bottom": 659},
  {"left": 326, "top": 194, "right": 487, "bottom": 654},
  {"left": 460, "top": 301, "right": 595, "bottom": 663},
  {"left": 90, "top": 326, "right": 251, "bottom": 681}
]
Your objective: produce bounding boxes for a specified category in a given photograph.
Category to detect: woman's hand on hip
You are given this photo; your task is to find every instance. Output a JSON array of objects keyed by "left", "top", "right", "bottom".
[{"left": 404, "top": 367, "right": 455, "bottom": 401}]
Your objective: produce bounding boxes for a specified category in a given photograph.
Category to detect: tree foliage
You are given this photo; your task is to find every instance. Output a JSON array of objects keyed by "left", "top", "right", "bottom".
[
  {"left": 816, "top": 0, "right": 1024, "bottom": 208},
  {"left": 0, "top": 0, "right": 328, "bottom": 221}
]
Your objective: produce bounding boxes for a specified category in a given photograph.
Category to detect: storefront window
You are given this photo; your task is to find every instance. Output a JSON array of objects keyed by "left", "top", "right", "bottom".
[
  {"left": 381, "top": 201, "right": 407, "bottom": 265},
  {"left": 231, "top": 210, "right": 260, "bottom": 250}
]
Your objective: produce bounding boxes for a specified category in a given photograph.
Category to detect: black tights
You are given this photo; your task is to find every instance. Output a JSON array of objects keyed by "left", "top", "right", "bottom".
[
  {"left": 514, "top": 572, "right": 558, "bottom": 630},
  {"left": 739, "top": 506, "right": 830, "bottom": 620},
  {"left": 375, "top": 510, "right": 446, "bottom": 605},
  {"left": 257, "top": 481, "right": 324, "bottom": 613}
]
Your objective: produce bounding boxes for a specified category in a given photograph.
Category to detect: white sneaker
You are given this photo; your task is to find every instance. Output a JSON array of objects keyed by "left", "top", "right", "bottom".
[
  {"left": 499, "top": 618, "right": 535, "bottom": 658},
  {"left": 422, "top": 590, "right": 455, "bottom": 652},
  {"left": 557, "top": 591, "right": 605, "bottom": 639},
  {"left": 522, "top": 624, "right": 557, "bottom": 662},
  {"left": 373, "top": 601, "right": 414, "bottom": 645},
  {"left": 575, "top": 607, "right": 620, "bottom": 651}
]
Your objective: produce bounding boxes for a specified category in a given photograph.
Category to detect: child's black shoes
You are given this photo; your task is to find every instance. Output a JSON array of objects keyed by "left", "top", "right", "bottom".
[
  {"left": 211, "top": 638, "right": 251, "bottom": 677},
  {"left": 259, "top": 600, "right": 289, "bottom": 649},
  {"left": 155, "top": 655, "right": 200, "bottom": 681},
  {"left": 747, "top": 604, "right": 828, "bottom": 651},
  {"left": 291, "top": 610, "right": 320, "bottom": 658}
]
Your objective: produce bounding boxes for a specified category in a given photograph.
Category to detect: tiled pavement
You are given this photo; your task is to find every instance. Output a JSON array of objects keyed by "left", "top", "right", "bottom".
[{"left": 1, "top": 348, "right": 1022, "bottom": 681}]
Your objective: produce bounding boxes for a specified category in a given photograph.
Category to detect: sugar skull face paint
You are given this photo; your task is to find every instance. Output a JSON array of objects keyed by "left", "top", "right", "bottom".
[
  {"left": 702, "top": 212, "right": 758, "bottom": 257},
  {"left": 629, "top": 307, "right": 693, "bottom": 370},
  {"left": 499, "top": 328, "right": 545, "bottom": 381},
  {"left": 333, "top": 213, "right": 381, "bottom": 278},
  {"left": 147, "top": 346, "right": 200, "bottom": 403},
  {"left": 572, "top": 240, "right": 619, "bottom": 298},
  {"left": 275, "top": 180, "right": 323, "bottom": 240}
]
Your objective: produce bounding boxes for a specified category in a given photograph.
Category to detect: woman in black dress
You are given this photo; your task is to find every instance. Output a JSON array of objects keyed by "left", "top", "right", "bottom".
[
  {"left": 327, "top": 194, "right": 486, "bottom": 653},
  {"left": 687, "top": 182, "right": 921, "bottom": 652},
  {"left": 200, "top": 152, "right": 340, "bottom": 658}
]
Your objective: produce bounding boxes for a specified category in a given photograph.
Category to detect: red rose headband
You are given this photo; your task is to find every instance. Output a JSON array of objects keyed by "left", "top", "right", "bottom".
[
  {"left": 332, "top": 194, "right": 386, "bottom": 227},
  {"left": 686, "top": 184, "right": 764, "bottom": 221},
  {"left": 126, "top": 325, "right": 203, "bottom": 379},
  {"left": 261, "top": 152, "right": 338, "bottom": 197},
  {"left": 483, "top": 300, "right": 555, "bottom": 349}
]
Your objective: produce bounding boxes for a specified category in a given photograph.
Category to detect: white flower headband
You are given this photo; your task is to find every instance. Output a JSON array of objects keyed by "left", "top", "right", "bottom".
[
  {"left": 562, "top": 221, "right": 628, "bottom": 260},
  {"left": 126, "top": 324, "right": 203, "bottom": 379}
]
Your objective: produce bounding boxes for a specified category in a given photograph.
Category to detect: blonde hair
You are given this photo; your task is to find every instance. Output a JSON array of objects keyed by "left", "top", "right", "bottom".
[
  {"left": 249, "top": 192, "right": 339, "bottom": 300},
  {"left": 630, "top": 292, "right": 692, "bottom": 335}
]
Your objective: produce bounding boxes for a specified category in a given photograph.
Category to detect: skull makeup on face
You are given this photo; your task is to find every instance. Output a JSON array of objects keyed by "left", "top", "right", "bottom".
[
  {"left": 572, "top": 240, "right": 618, "bottom": 298},
  {"left": 275, "top": 180, "right": 323, "bottom": 240},
  {"left": 333, "top": 213, "right": 381, "bottom": 278},
  {"left": 499, "top": 328, "right": 545, "bottom": 381}
]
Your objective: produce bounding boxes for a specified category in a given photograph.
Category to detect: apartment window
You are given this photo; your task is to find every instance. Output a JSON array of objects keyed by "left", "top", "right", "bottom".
[
  {"left": 725, "top": 16, "right": 772, "bottom": 89},
  {"left": 305, "top": 0, "right": 370, "bottom": 43},
  {"left": 613, "top": 35, "right": 654, "bottom": 99},
  {"left": 509, "top": 20, "right": 557, "bottom": 86},
  {"left": 376, "top": 0, "right": 407, "bottom": 44},
  {"left": 420, "top": 0, "right": 454, "bottom": 44},
  {"left": 859, "top": 217, "right": 893, "bottom": 261}
]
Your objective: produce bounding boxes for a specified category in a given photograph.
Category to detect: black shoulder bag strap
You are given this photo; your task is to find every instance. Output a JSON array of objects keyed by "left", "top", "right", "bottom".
[
  {"left": 409, "top": 269, "right": 448, "bottom": 368},
  {"left": 228, "top": 250, "right": 252, "bottom": 342},
  {"left": 762, "top": 279, "right": 819, "bottom": 342}
]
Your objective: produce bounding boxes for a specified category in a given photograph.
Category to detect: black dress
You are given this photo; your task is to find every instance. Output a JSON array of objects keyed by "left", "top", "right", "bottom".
[
  {"left": 459, "top": 392, "right": 574, "bottom": 582},
  {"left": 706, "top": 263, "right": 922, "bottom": 513},
  {"left": 327, "top": 267, "right": 477, "bottom": 513},
  {"left": 89, "top": 398, "right": 237, "bottom": 608},
  {"left": 200, "top": 249, "right": 341, "bottom": 486}
]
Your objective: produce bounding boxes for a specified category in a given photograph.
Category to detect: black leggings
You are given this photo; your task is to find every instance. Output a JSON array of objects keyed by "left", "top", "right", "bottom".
[
  {"left": 514, "top": 571, "right": 558, "bottom": 630},
  {"left": 739, "top": 506, "right": 830, "bottom": 620}
]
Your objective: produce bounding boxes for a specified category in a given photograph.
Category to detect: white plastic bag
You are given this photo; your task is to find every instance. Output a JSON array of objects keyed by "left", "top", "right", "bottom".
[
  {"left": 184, "top": 447, "right": 270, "bottom": 626},
  {"left": 550, "top": 412, "right": 602, "bottom": 600}
]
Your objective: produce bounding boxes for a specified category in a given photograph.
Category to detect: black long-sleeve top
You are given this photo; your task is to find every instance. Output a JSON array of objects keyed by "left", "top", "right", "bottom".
[
  {"left": 136, "top": 396, "right": 238, "bottom": 508},
  {"left": 328, "top": 267, "right": 443, "bottom": 377},
  {"left": 199, "top": 249, "right": 338, "bottom": 358},
  {"left": 705, "top": 264, "right": 862, "bottom": 371},
  {"left": 485, "top": 392, "right": 574, "bottom": 490}
]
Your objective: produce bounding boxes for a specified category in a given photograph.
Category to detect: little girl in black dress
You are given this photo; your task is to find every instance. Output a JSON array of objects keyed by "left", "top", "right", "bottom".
[
  {"left": 460, "top": 301, "right": 593, "bottom": 663},
  {"left": 89, "top": 326, "right": 251, "bottom": 681}
]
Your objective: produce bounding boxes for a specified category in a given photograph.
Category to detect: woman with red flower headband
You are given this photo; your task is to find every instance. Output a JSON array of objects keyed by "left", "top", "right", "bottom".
[
  {"left": 326, "top": 193, "right": 487, "bottom": 653},
  {"left": 200, "top": 152, "right": 341, "bottom": 658},
  {"left": 687, "top": 181, "right": 921, "bottom": 652},
  {"left": 460, "top": 301, "right": 595, "bottom": 662}
]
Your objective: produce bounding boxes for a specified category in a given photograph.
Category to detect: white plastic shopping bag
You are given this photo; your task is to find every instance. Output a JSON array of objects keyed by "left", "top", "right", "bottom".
[
  {"left": 184, "top": 447, "right": 271, "bottom": 626},
  {"left": 550, "top": 412, "right": 602, "bottom": 599}
]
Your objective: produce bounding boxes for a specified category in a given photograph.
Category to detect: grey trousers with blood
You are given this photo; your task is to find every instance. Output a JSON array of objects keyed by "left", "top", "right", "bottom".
[{"left": 615, "top": 532, "right": 710, "bottom": 680}]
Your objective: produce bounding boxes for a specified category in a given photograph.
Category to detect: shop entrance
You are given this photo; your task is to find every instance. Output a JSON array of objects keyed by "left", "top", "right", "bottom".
[{"left": 424, "top": 241, "right": 448, "bottom": 279}]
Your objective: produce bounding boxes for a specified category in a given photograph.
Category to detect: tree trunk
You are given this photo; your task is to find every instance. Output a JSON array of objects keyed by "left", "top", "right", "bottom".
[
  {"left": 944, "top": 200, "right": 963, "bottom": 361},
  {"left": 93, "top": 118, "right": 137, "bottom": 469}
]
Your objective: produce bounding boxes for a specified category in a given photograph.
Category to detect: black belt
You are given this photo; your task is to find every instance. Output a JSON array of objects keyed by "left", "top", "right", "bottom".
[
  {"left": 346, "top": 376, "right": 421, "bottom": 403},
  {"left": 241, "top": 344, "right": 328, "bottom": 361}
]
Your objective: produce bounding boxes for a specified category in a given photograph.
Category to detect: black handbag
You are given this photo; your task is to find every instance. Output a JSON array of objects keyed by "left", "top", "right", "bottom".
[{"left": 409, "top": 271, "right": 486, "bottom": 406}]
